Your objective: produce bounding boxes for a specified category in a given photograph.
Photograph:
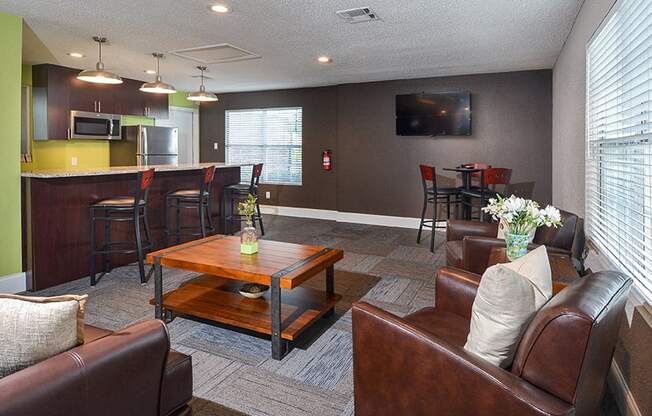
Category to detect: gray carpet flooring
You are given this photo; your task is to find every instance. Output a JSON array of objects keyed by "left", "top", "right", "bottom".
[{"left": 33, "top": 215, "right": 619, "bottom": 416}]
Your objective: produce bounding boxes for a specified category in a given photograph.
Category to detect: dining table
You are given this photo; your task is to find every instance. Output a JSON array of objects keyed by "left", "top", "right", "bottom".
[{"left": 443, "top": 166, "right": 487, "bottom": 220}]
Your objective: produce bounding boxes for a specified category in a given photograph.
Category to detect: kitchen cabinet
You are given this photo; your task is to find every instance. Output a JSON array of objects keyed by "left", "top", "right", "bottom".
[
  {"left": 69, "top": 76, "right": 115, "bottom": 114},
  {"left": 32, "top": 64, "right": 170, "bottom": 140}
]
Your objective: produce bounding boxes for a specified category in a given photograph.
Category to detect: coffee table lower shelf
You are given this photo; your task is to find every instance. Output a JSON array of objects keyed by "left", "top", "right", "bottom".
[{"left": 149, "top": 274, "right": 341, "bottom": 341}]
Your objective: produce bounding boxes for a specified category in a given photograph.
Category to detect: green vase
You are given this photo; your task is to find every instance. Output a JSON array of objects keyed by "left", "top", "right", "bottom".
[{"left": 504, "top": 232, "right": 530, "bottom": 261}]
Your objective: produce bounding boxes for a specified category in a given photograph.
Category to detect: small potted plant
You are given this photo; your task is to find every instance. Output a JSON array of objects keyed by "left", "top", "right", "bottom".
[
  {"left": 482, "top": 195, "right": 563, "bottom": 261},
  {"left": 238, "top": 193, "right": 259, "bottom": 255}
]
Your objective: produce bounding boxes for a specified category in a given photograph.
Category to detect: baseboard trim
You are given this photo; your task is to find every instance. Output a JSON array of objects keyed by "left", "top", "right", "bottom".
[
  {"left": 608, "top": 360, "right": 642, "bottom": 416},
  {"left": 0, "top": 272, "right": 27, "bottom": 294},
  {"left": 259, "top": 205, "right": 440, "bottom": 229}
]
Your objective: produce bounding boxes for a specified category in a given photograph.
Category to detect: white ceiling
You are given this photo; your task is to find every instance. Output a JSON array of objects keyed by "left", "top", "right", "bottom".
[{"left": 1, "top": 0, "right": 582, "bottom": 93}]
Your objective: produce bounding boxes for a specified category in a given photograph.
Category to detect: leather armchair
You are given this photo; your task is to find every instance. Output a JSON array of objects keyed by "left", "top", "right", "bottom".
[
  {"left": 352, "top": 267, "right": 631, "bottom": 416},
  {"left": 0, "top": 320, "right": 192, "bottom": 416},
  {"left": 446, "top": 210, "right": 586, "bottom": 275}
]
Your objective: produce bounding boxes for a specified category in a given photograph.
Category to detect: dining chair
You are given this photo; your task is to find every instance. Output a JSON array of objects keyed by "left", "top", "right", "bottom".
[
  {"left": 460, "top": 167, "right": 512, "bottom": 221},
  {"left": 417, "top": 165, "right": 462, "bottom": 252}
]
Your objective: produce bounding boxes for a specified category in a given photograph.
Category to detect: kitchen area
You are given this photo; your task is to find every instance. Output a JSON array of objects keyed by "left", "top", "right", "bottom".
[{"left": 20, "top": 47, "right": 245, "bottom": 292}]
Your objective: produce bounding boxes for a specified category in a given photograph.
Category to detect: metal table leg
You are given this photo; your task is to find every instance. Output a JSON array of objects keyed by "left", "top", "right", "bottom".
[
  {"left": 270, "top": 274, "right": 287, "bottom": 360},
  {"left": 154, "top": 257, "right": 164, "bottom": 320},
  {"left": 324, "top": 265, "right": 335, "bottom": 318}
]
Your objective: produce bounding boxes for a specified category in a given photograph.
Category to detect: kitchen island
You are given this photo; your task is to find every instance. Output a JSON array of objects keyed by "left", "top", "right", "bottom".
[{"left": 22, "top": 163, "right": 246, "bottom": 291}]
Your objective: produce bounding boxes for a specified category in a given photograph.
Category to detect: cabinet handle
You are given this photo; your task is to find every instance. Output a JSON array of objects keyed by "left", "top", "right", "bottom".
[
  {"left": 98, "top": 101, "right": 101, "bottom": 113},
  {"left": 93, "top": 101, "right": 96, "bottom": 112},
  {"left": 67, "top": 128, "right": 71, "bottom": 140}
]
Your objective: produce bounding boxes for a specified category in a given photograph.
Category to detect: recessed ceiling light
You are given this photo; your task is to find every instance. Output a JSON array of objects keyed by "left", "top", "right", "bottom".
[
  {"left": 317, "top": 56, "right": 332, "bottom": 64},
  {"left": 144, "top": 69, "right": 157, "bottom": 74},
  {"left": 210, "top": 4, "right": 230, "bottom": 13},
  {"left": 67, "top": 52, "right": 84, "bottom": 58}
]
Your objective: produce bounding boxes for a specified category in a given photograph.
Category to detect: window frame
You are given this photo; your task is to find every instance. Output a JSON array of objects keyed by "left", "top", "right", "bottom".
[
  {"left": 224, "top": 106, "right": 303, "bottom": 186},
  {"left": 585, "top": 0, "right": 652, "bottom": 303}
]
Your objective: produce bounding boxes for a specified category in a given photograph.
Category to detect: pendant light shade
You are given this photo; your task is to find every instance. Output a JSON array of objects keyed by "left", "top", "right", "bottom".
[
  {"left": 77, "top": 36, "right": 123, "bottom": 84},
  {"left": 140, "top": 53, "right": 176, "bottom": 94},
  {"left": 187, "top": 66, "right": 218, "bottom": 102}
]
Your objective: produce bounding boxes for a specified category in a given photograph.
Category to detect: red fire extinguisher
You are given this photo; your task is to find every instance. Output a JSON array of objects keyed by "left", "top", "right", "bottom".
[{"left": 322, "top": 150, "right": 332, "bottom": 171}]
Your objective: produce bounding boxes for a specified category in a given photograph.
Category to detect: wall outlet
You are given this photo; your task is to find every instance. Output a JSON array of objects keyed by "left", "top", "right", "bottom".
[
  {"left": 71, "top": 156, "right": 78, "bottom": 167},
  {"left": 213, "top": 142, "right": 218, "bottom": 150},
  {"left": 265, "top": 191, "right": 271, "bottom": 199}
]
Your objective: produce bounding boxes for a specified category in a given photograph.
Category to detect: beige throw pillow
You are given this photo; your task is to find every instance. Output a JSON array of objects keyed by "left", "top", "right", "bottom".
[
  {"left": 0, "top": 294, "right": 87, "bottom": 378},
  {"left": 464, "top": 246, "right": 552, "bottom": 367}
]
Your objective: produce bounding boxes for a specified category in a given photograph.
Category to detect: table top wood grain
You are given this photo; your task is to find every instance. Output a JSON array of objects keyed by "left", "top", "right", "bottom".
[{"left": 146, "top": 235, "right": 344, "bottom": 289}]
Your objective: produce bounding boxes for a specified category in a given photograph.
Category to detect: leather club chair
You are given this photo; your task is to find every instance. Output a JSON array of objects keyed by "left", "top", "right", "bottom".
[
  {"left": 0, "top": 320, "right": 192, "bottom": 416},
  {"left": 352, "top": 267, "right": 632, "bottom": 416},
  {"left": 446, "top": 210, "right": 586, "bottom": 275}
]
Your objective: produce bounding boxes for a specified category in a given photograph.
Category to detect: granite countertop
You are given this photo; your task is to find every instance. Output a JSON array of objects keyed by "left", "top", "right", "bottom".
[{"left": 21, "top": 162, "right": 252, "bottom": 178}]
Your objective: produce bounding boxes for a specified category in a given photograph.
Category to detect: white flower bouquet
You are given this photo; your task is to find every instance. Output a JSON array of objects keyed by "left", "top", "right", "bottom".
[{"left": 482, "top": 195, "right": 563, "bottom": 236}]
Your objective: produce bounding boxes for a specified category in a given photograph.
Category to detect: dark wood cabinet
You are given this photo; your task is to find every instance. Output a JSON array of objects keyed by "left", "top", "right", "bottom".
[{"left": 32, "top": 64, "right": 169, "bottom": 140}]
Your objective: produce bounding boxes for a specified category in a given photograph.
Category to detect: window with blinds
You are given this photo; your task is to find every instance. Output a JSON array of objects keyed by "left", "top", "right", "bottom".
[
  {"left": 586, "top": 0, "right": 652, "bottom": 302},
  {"left": 225, "top": 107, "right": 303, "bottom": 185}
]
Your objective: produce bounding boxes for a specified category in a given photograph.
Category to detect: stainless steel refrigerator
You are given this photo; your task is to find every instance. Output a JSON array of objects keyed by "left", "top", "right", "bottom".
[{"left": 110, "top": 125, "right": 179, "bottom": 166}]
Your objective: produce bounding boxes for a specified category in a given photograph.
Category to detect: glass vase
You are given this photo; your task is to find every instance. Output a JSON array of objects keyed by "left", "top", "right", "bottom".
[
  {"left": 240, "top": 223, "right": 258, "bottom": 255},
  {"left": 504, "top": 231, "right": 530, "bottom": 261}
]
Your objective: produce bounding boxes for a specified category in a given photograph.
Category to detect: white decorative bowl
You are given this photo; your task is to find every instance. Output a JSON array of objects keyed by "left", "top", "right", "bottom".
[{"left": 239, "top": 283, "right": 269, "bottom": 299}]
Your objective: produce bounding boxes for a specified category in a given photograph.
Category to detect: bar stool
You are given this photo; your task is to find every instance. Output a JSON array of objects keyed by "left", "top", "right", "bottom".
[
  {"left": 222, "top": 163, "right": 264, "bottom": 235},
  {"left": 89, "top": 168, "right": 155, "bottom": 286},
  {"left": 460, "top": 167, "right": 512, "bottom": 221},
  {"left": 165, "top": 165, "right": 216, "bottom": 245},
  {"left": 417, "top": 165, "right": 462, "bottom": 252}
]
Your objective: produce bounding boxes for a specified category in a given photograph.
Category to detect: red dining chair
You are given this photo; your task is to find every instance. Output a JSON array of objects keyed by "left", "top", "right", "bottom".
[
  {"left": 460, "top": 167, "right": 512, "bottom": 221},
  {"left": 417, "top": 165, "right": 462, "bottom": 252}
]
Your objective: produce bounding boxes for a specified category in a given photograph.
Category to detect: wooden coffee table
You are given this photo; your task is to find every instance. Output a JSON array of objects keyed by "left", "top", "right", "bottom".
[
  {"left": 146, "top": 235, "right": 344, "bottom": 359},
  {"left": 488, "top": 247, "right": 581, "bottom": 294}
]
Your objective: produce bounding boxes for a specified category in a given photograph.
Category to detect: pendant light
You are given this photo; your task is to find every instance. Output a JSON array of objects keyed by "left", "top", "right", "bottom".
[
  {"left": 140, "top": 53, "right": 177, "bottom": 94},
  {"left": 187, "top": 66, "right": 218, "bottom": 102},
  {"left": 77, "top": 36, "right": 123, "bottom": 84}
]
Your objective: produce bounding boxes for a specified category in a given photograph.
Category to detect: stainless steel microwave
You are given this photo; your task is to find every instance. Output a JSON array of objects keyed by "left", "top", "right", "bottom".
[{"left": 70, "top": 110, "right": 121, "bottom": 140}]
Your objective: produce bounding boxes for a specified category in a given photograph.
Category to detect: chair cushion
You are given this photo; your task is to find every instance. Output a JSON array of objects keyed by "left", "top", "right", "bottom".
[
  {"left": 427, "top": 187, "right": 460, "bottom": 195},
  {"left": 169, "top": 189, "right": 201, "bottom": 197},
  {"left": 460, "top": 188, "right": 499, "bottom": 199},
  {"left": 404, "top": 308, "right": 471, "bottom": 347},
  {"left": 93, "top": 196, "right": 145, "bottom": 207},
  {"left": 464, "top": 247, "right": 552, "bottom": 368},
  {"left": 161, "top": 350, "right": 193, "bottom": 416},
  {"left": 0, "top": 294, "right": 87, "bottom": 378},
  {"left": 225, "top": 183, "right": 252, "bottom": 192},
  {"left": 445, "top": 241, "right": 463, "bottom": 268}
]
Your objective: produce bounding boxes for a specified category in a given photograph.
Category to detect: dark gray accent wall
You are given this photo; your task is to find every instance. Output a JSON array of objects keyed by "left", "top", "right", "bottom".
[{"left": 200, "top": 69, "right": 552, "bottom": 218}]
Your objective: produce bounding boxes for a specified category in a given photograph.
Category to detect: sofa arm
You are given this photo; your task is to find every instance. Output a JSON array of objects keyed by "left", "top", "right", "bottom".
[
  {"left": 0, "top": 320, "right": 170, "bottom": 416},
  {"left": 352, "top": 302, "right": 574, "bottom": 416},
  {"left": 435, "top": 266, "right": 480, "bottom": 320},
  {"left": 462, "top": 235, "right": 507, "bottom": 274},
  {"left": 447, "top": 220, "right": 498, "bottom": 242}
]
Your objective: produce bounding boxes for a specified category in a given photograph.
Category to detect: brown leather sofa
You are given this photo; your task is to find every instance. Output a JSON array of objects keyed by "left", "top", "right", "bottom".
[
  {"left": 446, "top": 210, "right": 586, "bottom": 275},
  {"left": 352, "top": 267, "right": 631, "bottom": 416},
  {"left": 0, "top": 320, "right": 192, "bottom": 416}
]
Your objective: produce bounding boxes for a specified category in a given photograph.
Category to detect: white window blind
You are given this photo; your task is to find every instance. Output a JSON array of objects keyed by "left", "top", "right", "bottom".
[
  {"left": 586, "top": 0, "right": 652, "bottom": 302},
  {"left": 225, "top": 107, "right": 302, "bottom": 185}
]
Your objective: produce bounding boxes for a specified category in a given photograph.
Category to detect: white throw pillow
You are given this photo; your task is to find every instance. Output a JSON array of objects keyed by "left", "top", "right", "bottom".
[
  {"left": 464, "top": 246, "right": 553, "bottom": 367},
  {"left": 0, "top": 294, "right": 87, "bottom": 378},
  {"left": 501, "top": 245, "right": 552, "bottom": 309}
]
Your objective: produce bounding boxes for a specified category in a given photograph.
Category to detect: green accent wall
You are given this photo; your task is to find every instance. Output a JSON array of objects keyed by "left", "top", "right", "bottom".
[
  {"left": 0, "top": 12, "right": 22, "bottom": 277},
  {"left": 169, "top": 91, "right": 198, "bottom": 109}
]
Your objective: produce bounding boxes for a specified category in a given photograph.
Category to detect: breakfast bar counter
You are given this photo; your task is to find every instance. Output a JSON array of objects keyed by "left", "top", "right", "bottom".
[{"left": 22, "top": 163, "right": 246, "bottom": 291}]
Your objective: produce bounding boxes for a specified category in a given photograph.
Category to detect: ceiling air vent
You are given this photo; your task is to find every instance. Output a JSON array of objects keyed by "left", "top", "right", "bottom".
[
  {"left": 169, "top": 43, "right": 260, "bottom": 65},
  {"left": 336, "top": 7, "right": 380, "bottom": 24}
]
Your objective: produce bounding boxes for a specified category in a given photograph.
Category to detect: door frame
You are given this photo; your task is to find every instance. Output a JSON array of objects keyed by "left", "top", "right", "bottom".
[{"left": 156, "top": 105, "right": 200, "bottom": 163}]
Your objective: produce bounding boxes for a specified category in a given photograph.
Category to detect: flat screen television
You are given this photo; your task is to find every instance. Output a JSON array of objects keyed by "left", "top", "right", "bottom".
[{"left": 396, "top": 92, "right": 471, "bottom": 136}]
